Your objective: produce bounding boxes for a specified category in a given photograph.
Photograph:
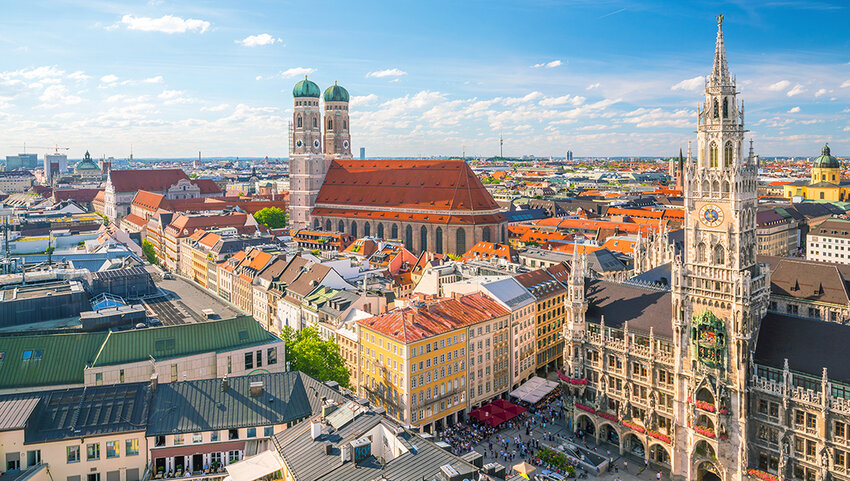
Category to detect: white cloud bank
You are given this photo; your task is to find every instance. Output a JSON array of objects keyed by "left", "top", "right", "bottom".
[
  {"left": 238, "top": 33, "right": 280, "bottom": 47},
  {"left": 366, "top": 68, "right": 407, "bottom": 78},
  {"left": 117, "top": 15, "right": 210, "bottom": 34}
]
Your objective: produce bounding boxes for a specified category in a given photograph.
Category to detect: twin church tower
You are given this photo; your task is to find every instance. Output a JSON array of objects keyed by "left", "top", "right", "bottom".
[{"left": 289, "top": 78, "right": 352, "bottom": 228}]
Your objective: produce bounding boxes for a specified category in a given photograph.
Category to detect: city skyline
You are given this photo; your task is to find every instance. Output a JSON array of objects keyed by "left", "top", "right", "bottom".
[{"left": 0, "top": 0, "right": 848, "bottom": 158}]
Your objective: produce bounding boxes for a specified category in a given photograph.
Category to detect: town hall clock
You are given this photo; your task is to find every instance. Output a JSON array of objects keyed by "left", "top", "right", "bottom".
[{"left": 698, "top": 204, "right": 724, "bottom": 228}]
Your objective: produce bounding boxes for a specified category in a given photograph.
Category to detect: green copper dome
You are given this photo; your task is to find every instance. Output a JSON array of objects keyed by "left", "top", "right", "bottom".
[
  {"left": 292, "top": 76, "right": 320, "bottom": 98},
  {"left": 323, "top": 81, "right": 349, "bottom": 102},
  {"left": 75, "top": 151, "right": 99, "bottom": 172},
  {"left": 814, "top": 143, "right": 840, "bottom": 169}
]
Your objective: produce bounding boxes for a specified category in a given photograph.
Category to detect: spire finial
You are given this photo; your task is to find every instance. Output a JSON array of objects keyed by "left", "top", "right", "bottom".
[
  {"left": 823, "top": 143, "right": 830, "bottom": 156},
  {"left": 717, "top": 13, "right": 724, "bottom": 29}
]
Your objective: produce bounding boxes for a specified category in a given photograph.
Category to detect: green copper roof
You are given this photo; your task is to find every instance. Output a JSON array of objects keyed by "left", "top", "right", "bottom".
[
  {"left": 0, "top": 332, "right": 108, "bottom": 389},
  {"left": 323, "top": 81, "right": 349, "bottom": 102},
  {"left": 292, "top": 76, "right": 320, "bottom": 98},
  {"left": 814, "top": 143, "right": 840, "bottom": 169}
]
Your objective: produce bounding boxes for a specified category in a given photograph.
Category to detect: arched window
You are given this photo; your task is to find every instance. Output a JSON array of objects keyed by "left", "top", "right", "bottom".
[
  {"left": 338, "top": 220, "right": 345, "bottom": 233},
  {"left": 391, "top": 224, "right": 399, "bottom": 240},
  {"left": 364, "top": 222, "right": 370, "bottom": 237},
  {"left": 405, "top": 225, "right": 413, "bottom": 250},
  {"left": 313, "top": 117, "right": 317, "bottom": 128},
  {"left": 377, "top": 223, "right": 384, "bottom": 239},
  {"left": 713, "top": 99, "right": 719, "bottom": 119},
  {"left": 456, "top": 228, "right": 466, "bottom": 255},
  {"left": 420, "top": 226, "right": 428, "bottom": 252},
  {"left": 482, "top": 227, "right": 491, "bottom": 243},
  {"left": 713, "top": 244, "right": 725, "bottom": 266},
  {"left": 328, "top": 119, "right": 333, "bottom": 130},
  {"left": 343, "top": 120, "right": 347, "bottom": 130},
  {"left": 722, "top": 98, "right": 728, "bottom": 118},
  {"left": 436, "top": 227, "right": 443, "bottom": 254},
  {"left": 697, "top": 242, "right": 706, "bottom": 262},
  {"left": 297, "top": 116, "right": 302, "bottom": 128},
  {"left": 325, "top": 220, "right": 331, "bottom": 231},
  {"left": 709, "top": 143, "right": 719, "bottom": 168},
  {"left": 351, "top": 221, "right": 358, "bottom": 238},
  {"left": 313, "top": 218, "right": 320, "bottom": 229},
  {"left": 724, "top": 142, "right": 733, "bottom": 167},
  {"left": 722, "top": 181, "right": 730, "bottom": 195}
]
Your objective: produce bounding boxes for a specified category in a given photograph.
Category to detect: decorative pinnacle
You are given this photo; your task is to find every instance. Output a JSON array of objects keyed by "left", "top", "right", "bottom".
[{"left": 717, "top": 13, "right": 724, "bottom": 28}]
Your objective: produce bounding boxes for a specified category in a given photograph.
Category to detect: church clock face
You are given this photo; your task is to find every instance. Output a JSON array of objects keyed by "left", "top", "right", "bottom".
[
  {"left": 313, "top": 139, "right": 320, "bottom": 149},
  {"left": 699, "top": 204, "right": 724, "bottom": 228}
]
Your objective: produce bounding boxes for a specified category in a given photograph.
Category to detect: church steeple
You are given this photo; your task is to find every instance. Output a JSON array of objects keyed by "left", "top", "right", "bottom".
[{"left": 710, "top": 14, "right": 731, "bottom": 87}]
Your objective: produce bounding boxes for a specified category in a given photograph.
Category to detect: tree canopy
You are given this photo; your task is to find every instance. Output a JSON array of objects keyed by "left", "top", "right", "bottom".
[
  {"left": 253, "top": 207, "right": 288, "bottom": 229},
  {"left": 142, "top": 240, "right": 158, "bottom": 265},
  {"left": 280, "top": 326, "right": 350, "bottom": 388}
]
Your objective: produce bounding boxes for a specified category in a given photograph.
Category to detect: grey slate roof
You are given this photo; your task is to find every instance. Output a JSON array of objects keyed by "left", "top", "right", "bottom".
[
  {"left": 0, "top": 394, "right": 40, "bottom": 432},
  {"left": 585, "top": 278, "right": 673, "bottom": 338},
  {"left": 146, "top": 371, "right": 345, "bottom": 436},
  {"left": 755, "top": 312, "right": 850, "bottom": 383},
  {"left": 24, "top": 382, "right": 150, "bottom": 443},
  {"left": 273, "top": 409, "right": 479, "bottom": 481}
]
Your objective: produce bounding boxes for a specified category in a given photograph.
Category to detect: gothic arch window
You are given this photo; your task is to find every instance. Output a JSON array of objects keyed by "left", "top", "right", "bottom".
[
  {"left": 724, "top": 142, "right": 733, "bottom": 167},
  {"left": 377, "top": 223, "right": 384, "bottom": 239},
  {"left": 391, "top": 224, "right": 399, "bottom": 240},
  {"left": 338, "top": 220, "right": 345, "bottom": 233},
  {"left": 325, "top": 220, "right": 331, "bottom": 231},
  {"left": 351, "top": 221, "right": 358, "bottom": 238},
  {"left": 297, "top": 116, "right": 302, "bottom": 128},
  {"left": 456, "top": 228, "right": 466, "bottom": 255},
  {"left": 328, "top": 119, "right": 333, "bottom": 130},
  {"left": 420, "top": 226, "right": 428, "bottom": 252},
  {"left": 436, "top": 227, "right": 444, "bottom": 254},
  {"left": 405, "top": 225, "right": 413, "bottom": 250},
  {"left": 722, "top": 98, "right": 728, "bottom": 118},
  {"left": 702, "top": 181, "right": 710, "bottom": 195},
  {"left": 709, "top": 143, "right": 719, "bottom": 168},
  {"left": 313, "top": 117, "right": 317, "bottom": 128},
  {"left": 712, "top": 180, "right": 720, "bottom": 195},
  {"left": 314, "top": 218, "right": 320, "bottom": 229},
  {"left": 343, "top": 120, "right": 347, "bottom": 130},
  {"left": 713, "top": 99, "right": 719, "bottom": 119},
  {"left": 697, "top": 242, "right": 707, "bottom": 262},
  {"left": 722, "top": 181, "right": 730, "bottom": 196},
  {"left": 364, "top": 222, "right": 371, "bottom": 237},
  {"left": 482, "top": 227, "right": 491, "bottom": 243},
  {"left": 713, "top": 244, "right": 725, "bottom": 266}
]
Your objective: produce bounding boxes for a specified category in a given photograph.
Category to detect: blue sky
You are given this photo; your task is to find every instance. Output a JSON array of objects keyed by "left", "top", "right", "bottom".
[{"left": 0, "top": 0, "right": 848, "bottom": 159}]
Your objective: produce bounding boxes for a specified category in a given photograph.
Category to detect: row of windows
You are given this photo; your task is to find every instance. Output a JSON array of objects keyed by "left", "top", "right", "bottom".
[{"left": 67, "top": 440, "right": 140, "bottom": 463}]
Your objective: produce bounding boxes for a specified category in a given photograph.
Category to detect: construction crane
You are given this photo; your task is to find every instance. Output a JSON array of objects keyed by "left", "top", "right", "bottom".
[{"left": 16, "top": 143, "right": 70, "bottom": 154}]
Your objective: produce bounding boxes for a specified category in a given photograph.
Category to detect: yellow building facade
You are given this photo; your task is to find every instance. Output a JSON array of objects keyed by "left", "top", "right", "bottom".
[{"left": 783, "top": 144, "right": 848, "bottom": 201}]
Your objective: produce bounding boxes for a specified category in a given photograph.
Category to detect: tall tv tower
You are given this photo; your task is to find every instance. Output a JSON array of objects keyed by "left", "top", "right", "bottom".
[{"left": 499, "top": 130, "right": 504, "bottom": 158}]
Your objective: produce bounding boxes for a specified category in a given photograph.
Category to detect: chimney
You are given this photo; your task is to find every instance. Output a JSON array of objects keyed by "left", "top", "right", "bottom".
[
  {"left": 310, "top": 420, "right": 322, "bottom": 440},
  {"left": 221, "top": 376, "right": 229, "bottom": 392},
  {"left": 150, "top": 373, "right": 158, "bottom": 391},
  {"left": 249, "top": 381, "right": 264, "bottom": 397},
  {"left": 340, "top": 444, "right": 351, "bottom": 463}
]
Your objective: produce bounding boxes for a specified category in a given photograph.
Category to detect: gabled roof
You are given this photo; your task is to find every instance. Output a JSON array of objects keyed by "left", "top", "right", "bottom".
[
  {"left": 755, "top": 313, "right": 850, "bottom": 383},
  {"left": 759, "top": 255, "right": 850, "bottom": 305},
  {"left": 193, "top": 178, "right": 223, "bottom": 194},
  {"left": 0, "top": 332, "right": 108, "bottom": 390},
  {"left": 109, "top": 169, "right": 190, "bottom": 193},
  {"left": 585, "top": 278, "right": 672, "bottom": 338},
  {"left": 165, "top": 213, "right": 252, "bottom": 237},
  {"left": 462, "top": 241, "right": 517, "bottom": 262},
  {"left": 52, "top": 188, "right": 103, "bottom": 204},
  {"left": 514, "top": 268, "right": 566, "bottom": 299},
  {"left": 146, "top": 371, "right": 342, "bottom": 436},
  {"left": 131, "top": 190, "right": 169, "bottom": 212}
]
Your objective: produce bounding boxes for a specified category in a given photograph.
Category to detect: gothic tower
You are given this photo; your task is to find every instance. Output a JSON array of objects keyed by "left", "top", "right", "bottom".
[
  {"left": 289, "top": 76, "right": 327, "bottom": 229},
  {"left": 670, "top": 15, "right": 769, "bottom": 481},
  {"left": 322, "top": 81, "right": 352, "bottom": 158}
]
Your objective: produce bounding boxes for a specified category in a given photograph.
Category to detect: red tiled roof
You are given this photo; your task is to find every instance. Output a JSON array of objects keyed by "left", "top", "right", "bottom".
[
  {"left": 132, "top": 190, "right": 168, "bottom": 212},
  {"left": 93, "top": 191, "right": 105, "bottom": 204},
  {"left": 165, "top": 213, "right": 251, "bottom": 238},
  {"left": 122, "top": 213, "right": 148, "bottom": 228},
  {"left": 52, "top": 188, "right": 102, "bottom": 203},
  {"left": 357, "top": 292, "right": 510, "bottom": 343},
  {"left": 462, "top": 242, "right": 517, "bottom": 262},
  {"left": 311, "top": 208, "right": 504, "bottom": 226},
  {"left": 193, "top": 178, "right": 222, "bottom": 194},
  {"left": 314, "top": 159, "right": 504, "bottom": 225},
  {"left": 108, "top": 169, "right": 190, "bottom": 193}
]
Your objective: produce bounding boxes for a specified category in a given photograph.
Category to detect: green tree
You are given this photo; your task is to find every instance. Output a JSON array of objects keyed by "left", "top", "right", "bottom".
[
  {"left": 253, "top": 207, "right": 288, "bottom": 229},
  {"left": 142, "top": 240, "right": 158, "bottom": 265},
  {"left": 280, "top": 326, "right": 351, "bottom": 388}
]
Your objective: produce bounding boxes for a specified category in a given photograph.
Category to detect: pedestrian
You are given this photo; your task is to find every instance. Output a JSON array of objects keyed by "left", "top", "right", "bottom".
[
  {"left": 657, "top": 472, "right": 663, "bottom": 481},
  {"left": 624, "top": 461, "right": 628, "bottom": 472}
]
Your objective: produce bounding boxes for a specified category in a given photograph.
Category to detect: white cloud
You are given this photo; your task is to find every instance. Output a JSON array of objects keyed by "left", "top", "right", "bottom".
[
  {"left": 280, "top": 67, "right": 315, "bottom": 78},
  {"left": 786, "top": 84, "right": 806, "bottom": 97},
  {"left": 143, "top": 76, "right": 164, "bottom": 84},
  {"left": 586, "top": 83, "right": 600, "bottom": 90},
  {"left": 158, "top": 89, "right": 183, "bottom": 99},
  {"left": 350, "top": 94, "right": 378, "bottom": 107},
  {"left": 255, "top": 75, "right": 263, "bottom": 81},
  {"left": 118, "top": 14, "right": 210, "bottom": 34},
  {"left": 100, "top": 74, "right": 119, "bottom": 84},
  {"left": 815, "top": 88, "right": 829, "bottom": 97},
  {"left": 366, "top": 68, "right": 407, "bottom": 78},
  {"left": 39, "top": 84, "right": 82, "bottom": 106},
  {"left": 671, "top": 76, "right": 704, "bottom": 91},
  {"left": 787, "top": 106, "right": 800, "bottom": 113},
  {"left": 766, "top": 80, "right": 791, "bottom": 91},
  {"left": 539, "top": 94, "right": 585, "bottom": 107},
  {"left": 67, "top": 71, "right": 91, "bottom": 81},
  {"left": 841, "top": 79, "right": 850, "bottom": 88},
  {"left": 532, "top": 60, "right": 562, "bottom": 68},
  {"left": 237, "top": 33, "right": 280, "bottom": 47}
]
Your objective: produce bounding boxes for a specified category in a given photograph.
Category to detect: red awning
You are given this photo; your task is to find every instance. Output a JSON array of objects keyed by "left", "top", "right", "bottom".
[{"left": 151, "top": 441, "right": 246, "bottom": 458}]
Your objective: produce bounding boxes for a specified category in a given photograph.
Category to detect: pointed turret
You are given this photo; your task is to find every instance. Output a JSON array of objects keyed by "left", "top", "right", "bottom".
[{"left": 710, "top": 14, "right": 732, "bottom": 86}]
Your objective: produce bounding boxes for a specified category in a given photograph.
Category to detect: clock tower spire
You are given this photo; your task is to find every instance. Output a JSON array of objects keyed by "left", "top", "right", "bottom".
[{"left": 670, "top": 15, "right": 769, "bottom": 481}]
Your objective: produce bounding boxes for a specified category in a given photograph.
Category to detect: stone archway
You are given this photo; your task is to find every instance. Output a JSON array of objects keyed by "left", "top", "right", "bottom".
[
  {"left": 599, "top": 422, "right": 620, "bottom": 447},
  {"left": 575, "top": 414, "right": 596, "bottom": 436},
  {"left": 625, "top": 432, "right": 645, "bottom": 457},
  {"left": 649, "top": 443, "right": 671, "bottom": 466},
  {"left": 697, "top": 460, "right": 722, "bottom": 481}
]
